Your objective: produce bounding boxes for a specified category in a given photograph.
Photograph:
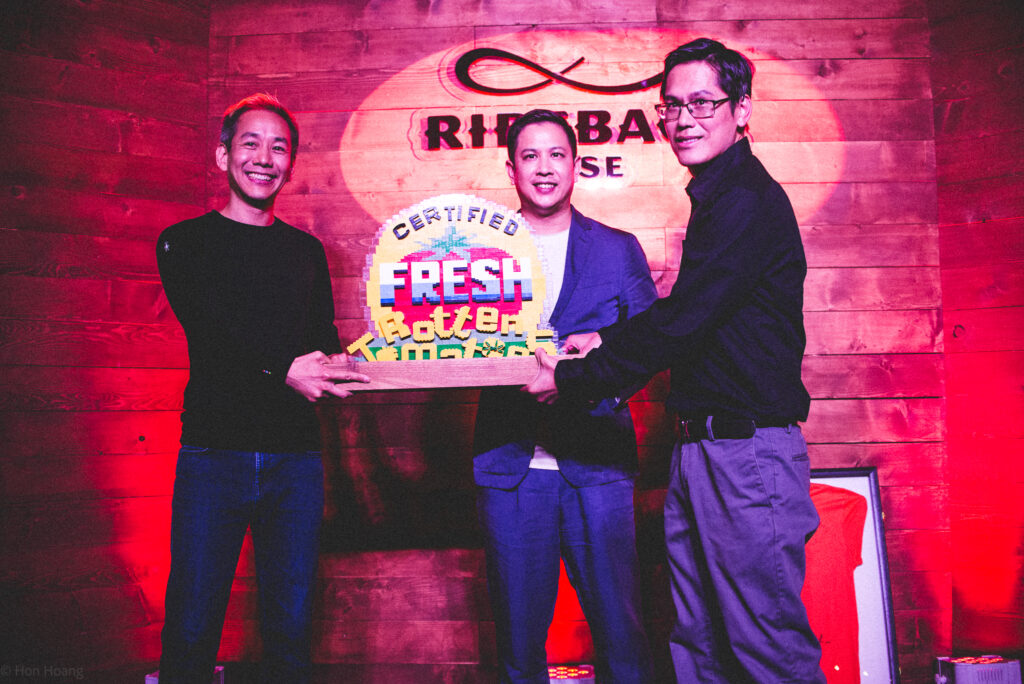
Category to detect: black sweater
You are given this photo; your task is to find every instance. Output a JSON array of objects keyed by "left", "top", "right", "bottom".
[
  {"left": 556, "top": 138, "right": 810, "bottom": 423},
  {"left": 157, "top": 211, "right": 341, "bottom": 451}
]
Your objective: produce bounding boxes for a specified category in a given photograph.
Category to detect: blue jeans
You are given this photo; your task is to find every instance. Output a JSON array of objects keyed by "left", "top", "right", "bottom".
[
  {"left": 159, "top": 446, "right": 324, "bottom": 684},
  {"left": 478, "top": 469, "right": 653, "bottom": 684},
  {"left": 665, "top": 426, "right": 826, "bottom": 684}
]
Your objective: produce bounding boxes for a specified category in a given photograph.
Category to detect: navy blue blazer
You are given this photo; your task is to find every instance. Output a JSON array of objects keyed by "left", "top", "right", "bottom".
[{"left": 473, "top": 207, "right": 658, "bottom": 489}]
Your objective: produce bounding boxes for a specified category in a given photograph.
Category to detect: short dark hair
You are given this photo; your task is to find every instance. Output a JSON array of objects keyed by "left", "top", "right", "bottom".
[
  {"left": 506, "top": 109, "right": 577, "bottom": 162},
  {"left": 661, "top": 38, "right": 754, "bottom": 104},
  {"left": 219, "top": 93, "right": 299, "bottom": 164}
]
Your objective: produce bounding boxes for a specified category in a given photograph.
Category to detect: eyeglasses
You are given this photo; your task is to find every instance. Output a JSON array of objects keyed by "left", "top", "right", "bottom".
[{"left": 655, "top": 97, "right": 732, "bottom": 121}]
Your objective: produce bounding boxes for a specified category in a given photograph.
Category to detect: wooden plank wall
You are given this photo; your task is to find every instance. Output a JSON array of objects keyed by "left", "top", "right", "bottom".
[
  {"left": 5, "top": 0, "right": 1017, "bottom": 681},
  {"left": 207, "top": 1, "right": 947, "bottom": 682},
  {"left": 928, "top": 0, "right": 1024, "bottom": 658},
  {"left": 0, "top": 0, "right": 210, "bottom": 680}
]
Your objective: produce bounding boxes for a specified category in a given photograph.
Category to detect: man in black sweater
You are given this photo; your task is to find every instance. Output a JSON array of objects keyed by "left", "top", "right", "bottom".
[
  {"left": 156, "top": 93, "right": 367, "bottom": 683},
  {"left": 525, "top": 40, "right": 826, "bottom": 683}
]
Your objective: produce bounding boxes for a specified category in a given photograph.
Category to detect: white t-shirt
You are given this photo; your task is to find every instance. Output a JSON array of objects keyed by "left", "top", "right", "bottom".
[{"left": 529, "top": 228, "right": 571, "bottom": 470}]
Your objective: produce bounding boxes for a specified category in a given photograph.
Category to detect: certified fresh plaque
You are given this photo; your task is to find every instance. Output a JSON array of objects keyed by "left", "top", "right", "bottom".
[{"left": 341, "top": 194, "right": 556, "bottom": 389}]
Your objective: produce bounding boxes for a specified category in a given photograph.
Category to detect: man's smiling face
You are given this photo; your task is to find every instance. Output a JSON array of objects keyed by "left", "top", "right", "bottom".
[
  {"left": 216, "top": 109, "right": 294, "bottom": 208},
  {"left": 506, "top": 121, "right": 580, "bottom": 221},
  {"left": 663, "top": 60, "right": 751, "bottom": 174}
]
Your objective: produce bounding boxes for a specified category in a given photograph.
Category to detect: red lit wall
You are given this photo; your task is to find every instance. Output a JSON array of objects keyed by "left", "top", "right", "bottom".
[
  {"left": 1, "top": 0, "right": 1021, "bottom": 682},
  {"left": 929, "top": 0, "right": 1024, "bottom": 656}
]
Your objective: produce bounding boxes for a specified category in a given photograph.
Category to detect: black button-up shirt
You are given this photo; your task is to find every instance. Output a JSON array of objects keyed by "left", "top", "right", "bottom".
[{"left": 556, "top": 138, "right": 810, "bottom": 422}]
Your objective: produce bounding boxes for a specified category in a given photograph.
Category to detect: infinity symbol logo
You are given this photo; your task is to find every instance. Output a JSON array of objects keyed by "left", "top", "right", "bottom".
[{"left": 454, "top": 48, "right": 662, "bottom": 95}]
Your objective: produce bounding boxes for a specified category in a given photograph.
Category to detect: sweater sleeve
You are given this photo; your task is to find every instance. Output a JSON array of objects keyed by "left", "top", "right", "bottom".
[
  {"left": 557, "top": 184, "right": 784, "bottom": 402},
  {"left": 156, "top": 222, "right": 304, "bottom": 388}
]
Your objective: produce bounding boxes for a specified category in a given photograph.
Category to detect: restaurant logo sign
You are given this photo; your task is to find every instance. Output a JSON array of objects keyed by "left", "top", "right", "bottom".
[{"left": 338, "top": 30, "right": 695, "bottom": 230}]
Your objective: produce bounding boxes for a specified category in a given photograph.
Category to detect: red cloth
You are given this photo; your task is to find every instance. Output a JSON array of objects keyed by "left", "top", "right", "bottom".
[{"left": 803, "top": 483, "right": 867, "bottom": 684}]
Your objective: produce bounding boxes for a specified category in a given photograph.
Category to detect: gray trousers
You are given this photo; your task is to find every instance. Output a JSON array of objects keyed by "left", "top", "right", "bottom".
[{"left": 665, "top": 425, "right": 827, "bottom": 684}]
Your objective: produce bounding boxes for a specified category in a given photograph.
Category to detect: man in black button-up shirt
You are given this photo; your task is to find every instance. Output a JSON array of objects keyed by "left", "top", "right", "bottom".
[{"left": 525, "top": 39, "right": 826, "bottom": 684}]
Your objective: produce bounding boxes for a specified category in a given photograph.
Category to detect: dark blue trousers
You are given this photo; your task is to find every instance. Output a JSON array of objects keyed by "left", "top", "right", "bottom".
[
  {"left": 665, "top": 426, "right": 826, "bottom": 684},
  {"left": 478, "top": 469, "right": 653, "bottom": 684},
  {"left": 159, "top": 446, "right": 324, "bottom": 684}
]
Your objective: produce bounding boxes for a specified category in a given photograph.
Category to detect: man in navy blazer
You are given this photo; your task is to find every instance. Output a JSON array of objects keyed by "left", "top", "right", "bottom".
[{"left": 473, "top": 109, "right": 656, "bottom": 684}]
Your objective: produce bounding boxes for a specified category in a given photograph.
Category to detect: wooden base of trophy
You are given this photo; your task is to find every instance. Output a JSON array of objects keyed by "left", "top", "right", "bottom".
[{"left": 325, "top": 356, "right": 542, "bottom": 391}]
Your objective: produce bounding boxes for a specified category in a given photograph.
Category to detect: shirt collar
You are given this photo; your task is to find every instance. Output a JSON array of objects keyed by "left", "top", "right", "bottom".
[{"left": 685, "top": 137, "right": 752, "bottom": 205}]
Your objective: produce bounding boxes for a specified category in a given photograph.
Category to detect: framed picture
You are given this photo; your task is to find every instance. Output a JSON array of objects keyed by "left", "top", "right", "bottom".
[{"left": 807, "top": 467, "right": 900, "bottom": 684}]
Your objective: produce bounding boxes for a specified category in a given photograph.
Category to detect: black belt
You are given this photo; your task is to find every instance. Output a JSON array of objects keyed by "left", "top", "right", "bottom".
[{"left": 678, "top": 416, "right": 794, "bottom": 442}]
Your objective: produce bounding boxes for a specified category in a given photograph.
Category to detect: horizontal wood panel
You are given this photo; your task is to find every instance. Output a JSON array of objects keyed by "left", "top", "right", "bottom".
[
  {"left": 319, "top": 576, "right": 489, "bottom": 621},
  {"left": 890, "top": 570, "right": 953, "bottom": 610},
  {"left": 928, "top": 4, "right": 1023, "bottom": 54},
  {"left": 1, "top": 496, "right": 171, "bottom": 549},
  {"left": 9, "top": 142, "right": 205, "bottom": 206},
  {"left": 0, "top": 451, "right": 176, "bottom": 502},
  {"left": 6, "top": 7, "right": 207, "bottom": 79},
  {"left": 0, "top": 275, "right": 172, "bottom": 325},
  {"left": 881, "top": 484, "right": 950, "bottom": 529},
  {"left": 0, "top": 319, "right": 187, "bottom": 368},
  {"left": 211, "top": 3, "right": 928, "bottom": 34},
  {"left": 212, "top": 0, "right": 651, "bottom": 35},
  {"left": 947, "top": 438, "right": 1024, "bottom": 485},
  {"left": 330, "top": 402, "right": 478, "bottom": 451},
  {"left": 935, "top": 130, "right": 1024, "bottom": 184},
  {"left": 207, "top": 59, "right": 932, "bottom": 113},
  {"left": 933, "top": 91, "right": 1024, "bottom": 144},
  {"left": 809, "top": 441, "right": 946, "bottom": 484},
  {"left": 931, "top": 44, "right": 1023, "bottom": 103},
  {"left": 947, "top": 392, "right": 1024, "bottom": 440},
  {"left": 314, "top": 618, "right": 483, "bottom": 664},
  {"left": 940, "top": 178, "right": 1024, "bottom": 229},
  {"left": 654, "top": 0, "right": 926, "bottom": 20},
  {"left": 950, "top": 611, "right": 1024, "bottom": 652},
  {"left": 803, "top": 397, "right": 944, "bottom": 443},
  {"left": 803, "top": 224, "right": 939, "bottom": 266},
  {"left": 940, "top": 263, "right": 1024, "bottom": 310},
  {"left": 893, "top": 609, "right": 952, "bottom": 670},
  {"left": 0, "top": 411, "right": 182, "bottom": 459},
  {"left": 945, "top": 351, "right": 1024, "bottom": 397},
  {"left": 225, "top": 19, "right": 929, "bottom": 77},
  {"left": 951, "top": 522, "right": 1024, "bottom": 566},
  {"left": 805, "top": 309, "right": 942, "bottom": 354},
  {"left": 0, "top": 95, "right": 205, "bottom": 162},
  {"left": 316, "top": 548, "right": 485, "bottom": 579},
  {"left": 885, "top": 529, "right": 951, "bottom": 573},
  {"left": 224, "top": 27, "right": 475, "bottom": 75},
  {"left": 788, "top": 181, "right": 937, "bottom": 225},
  {"left": 802, "top": 353, "right": 944, "bottom": 398},
  {"left": 0, "top": 366, "right": 186, "bottom": 412},
  {"left": 754, "top": 58, "right": 931, "bottom": 100},
  {"left": 1, "top": 52, "right": 206, "bottom": 125},
  {"left": 0, "top": 229, "right": 158, "bottom": 282},
  {"left": 0, "top": 540, "right": 170, "bottom": 595},
  {"left": 9, "top": 0, "right": 209, "bottom": 46},
  {"left": 804, "top": 266, "right": 940, "bottom": 311},
  {"left": 755, "top": 140, "right": 935, "bottom": 183},
  {"left": 944, "top": 307, "right": 1024, "bottom": 353},
  {"left": 939, "top": 216, "right": 1023, "bottom": 269},
  {"left": 0, "top": 186, "right": 203, "bottom": 240}
]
